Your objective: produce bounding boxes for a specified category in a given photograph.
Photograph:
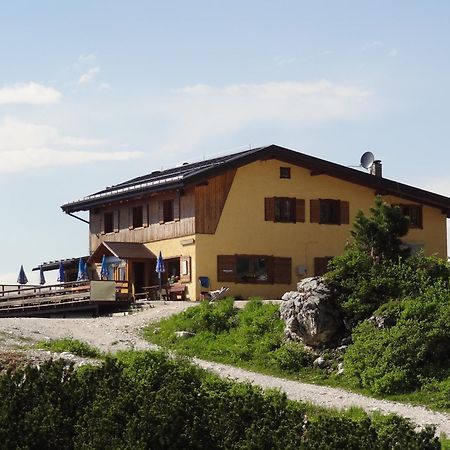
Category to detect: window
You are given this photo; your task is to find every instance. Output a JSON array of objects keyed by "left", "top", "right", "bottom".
[
  {"left": 217, "top": 255, "right": 292, "bottom": 284},
  {"left": 320, "top": 199, "right": 340, "bottom": 224},
  {"left": 314, "top": 257, "right": 333, "bottom": 276},
  {"left": 236, "top": 255, "right": 269, "bottom": 283},
  {"left": 275, "top": 198, "right": 295, "bottom": 222},
  {"left": 163, "top": 199, "right": 174, "bottom": 222},
  {"left": 104, "top": 212, "right": 114, "bottom": 233},
  {"left": 310, "top": 199, "right": 349, "bottom": 225},
  {"left": 280, "top": 167, "right": 291, "bottom": 179},
  {"left": 132, "top": 206, "right": 143, "bottom": 228},
  {"left": 265, "top": 197, "right": 305, "bottom": 223},
  {"left": 397, "top": 204, "right": 423, "bottom": 228}
]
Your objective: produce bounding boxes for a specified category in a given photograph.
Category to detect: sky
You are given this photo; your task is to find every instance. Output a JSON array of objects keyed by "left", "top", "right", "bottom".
[{"left": 1, "top": 1, "right": 450, "bottom": 284}]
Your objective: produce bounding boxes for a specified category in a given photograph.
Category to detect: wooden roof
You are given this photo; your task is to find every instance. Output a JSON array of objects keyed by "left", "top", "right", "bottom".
[
  {"left": 61, "top": 144, "right": 450, "bottom": 217},
  {"left": 88, "top": 242, "right": 156, "bottom": 263}
]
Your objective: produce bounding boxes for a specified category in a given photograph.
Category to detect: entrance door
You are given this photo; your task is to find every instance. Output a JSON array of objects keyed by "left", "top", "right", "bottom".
[{"left": 133, "top": 261, "right": 146, "bottom": 295}]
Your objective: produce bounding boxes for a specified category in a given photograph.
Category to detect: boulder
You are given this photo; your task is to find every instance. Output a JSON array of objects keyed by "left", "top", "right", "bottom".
[
  {"left": 280, "top": 276, "right": 343, "bottom": 347},
  {"left": 174, "top": 331, "right": 195, "bottom": 339}
]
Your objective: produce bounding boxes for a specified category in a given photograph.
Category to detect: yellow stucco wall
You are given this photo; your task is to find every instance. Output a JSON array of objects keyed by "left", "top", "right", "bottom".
[
  {"left": 194, "top": 159, "right": 448, "bottom": 300},
  {"left": 145, "top": 235, "right": 197, "bottom": 300}
]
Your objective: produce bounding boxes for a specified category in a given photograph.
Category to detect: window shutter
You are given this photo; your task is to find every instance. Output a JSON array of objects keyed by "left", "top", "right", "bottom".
[
  {"left": 217, "top": 255, "right": 236, "bottom": 282},
  {"left": 265, "top": 198, "right": 275, "bottom": 221},
  {"left": 113, "top": 210, "right": 119, "bottom": 232},
  {"left": 179, "top": 256, "right": 191, "bottom": 283},
  {"left": 416, "top": 205, "right": 423, "bottom": 228},
  {"left": 100, "top": 213, "right": 105, "bottom": 235},
  {"left": 143, "top": 203, "right": 149, "bottom": 227},
  {"left": 174, "top": 192, "right": 180, "bottom": 222},
  {"left": 158, "top": 201, "right": 164, "bottom": 224},
  {"left": 273, "top": 257, "right": 291, "bottom": 284},
  {"left": 295, "top": 199, "right": 305, "bottom": 223},
  {"left": 128, "top": 207, "right": 133, "bottom": 229},
  {"left": 310, "top": 200, "right": 320, "bottom": 223},
  {"left": 314, "top": 257, "right": 332, "bottom": 276},
  {"left": 340, "top": 201, "right": 349, "bottom": 225}
]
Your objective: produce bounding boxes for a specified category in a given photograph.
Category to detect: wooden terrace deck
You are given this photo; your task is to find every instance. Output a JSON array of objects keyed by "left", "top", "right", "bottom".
[{"left": 0, "top": 281, "right": 132, "bottom": 317}]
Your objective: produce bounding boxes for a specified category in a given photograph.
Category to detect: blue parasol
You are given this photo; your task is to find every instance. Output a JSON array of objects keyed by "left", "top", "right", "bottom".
[
  {"left": 156, "top": 251, "right": 165, "bottom": 300},
  {"left": 17, "top": 265, "right": 28, "bottom": 285},
  {"left": 100, "top": 255, "right": 109, "bottom": 280},
  {"left": 39, "top": 267, "right": 46, "bottom": 285},
  {"left": 57, "top": 261, "right": 65, "bottom": 283},
  {"left": 77, "top": 257, "right": 88, "bottom": 281}
]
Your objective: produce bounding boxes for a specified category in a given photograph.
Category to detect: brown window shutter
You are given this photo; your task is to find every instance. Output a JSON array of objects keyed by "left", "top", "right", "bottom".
[
  {"left": 100, "top": 213, "right": 105, "bottom": 235},
  {"left": 295, "top": 199, "right": 305, "bottom": 223},
  {"left": 113, "top": 210, "right": 119, "bottom": 232},
  {"left": 158, "top": 200, "right": 164, "bottom": 224},
  {"left": 174, "top": 192, "right": 180, "bottom": 222},
  {"left": 340, "top": 201, "right": 349, "bottom": 225},
  {"left": 265, "top": 197, "right": 275, "bottom": 221},
  {"left": 128, "top": 207, "right": 133, "bottom": 229},
  {"left": 310, "top": 199, "right": 320, "bottom": 223},
  {"left": 273, "top": 257, "right": 292, "bottom": 284},
  {"left": 217, "top": 255, "right": 236, "bottom": 282},
  {"left": 179, "top": 256, "right": 191, "bottom": 283},
  {"left": 417, "top": 205, "right": 423, "bottom": 228},
  {"left": 314, "top": 257, "right": 332, "bottom": 276},
  {"left": 143, "top": 203, "right": 149, "bottom": 227}
]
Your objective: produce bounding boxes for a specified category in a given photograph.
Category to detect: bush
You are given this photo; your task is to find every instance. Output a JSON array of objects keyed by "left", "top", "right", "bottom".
[
  {"left": 38, "top": 337, "right": 100, "bottom": 358},
  {"left": 344, "top": 284, "right": 450, "bottom": 394},
  {"left": 268, "top": 342, "right": 314, "bottom": 373},
  {"left": 0, "top": 352, "right": 440, "bottom": 449}
]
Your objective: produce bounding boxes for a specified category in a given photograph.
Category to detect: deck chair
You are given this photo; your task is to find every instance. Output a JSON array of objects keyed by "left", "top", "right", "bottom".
[{"left": 207, "top": 286, "right": 230, "bottom": 303}]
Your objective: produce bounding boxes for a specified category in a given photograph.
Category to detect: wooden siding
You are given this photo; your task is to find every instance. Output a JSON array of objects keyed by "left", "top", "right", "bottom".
[
  {"left": 195, "top": 169, "right": 236, "bottom": 234},
  {"left": 89, "top": 188, "right": 195, "bottom": 252}
]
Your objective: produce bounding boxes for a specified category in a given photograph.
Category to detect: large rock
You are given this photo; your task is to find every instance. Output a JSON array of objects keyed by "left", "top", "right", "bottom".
[{"left": 280, "top": 277, "right": 343, "bottom": 347}]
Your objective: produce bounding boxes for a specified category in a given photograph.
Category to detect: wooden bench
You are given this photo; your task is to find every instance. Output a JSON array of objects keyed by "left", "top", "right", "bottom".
[{"left": 169, "top": 284, "right": 186, "bottom": 301}]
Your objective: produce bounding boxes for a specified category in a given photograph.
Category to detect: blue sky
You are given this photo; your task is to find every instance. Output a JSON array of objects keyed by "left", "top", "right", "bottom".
[{"left": 1, "top": 1, "right": 449, "bottom": 283}]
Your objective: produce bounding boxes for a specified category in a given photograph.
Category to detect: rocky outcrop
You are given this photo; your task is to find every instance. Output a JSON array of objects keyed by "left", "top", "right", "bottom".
[{"left": 280, "top": 277, "right": 344, "bottom": 347}]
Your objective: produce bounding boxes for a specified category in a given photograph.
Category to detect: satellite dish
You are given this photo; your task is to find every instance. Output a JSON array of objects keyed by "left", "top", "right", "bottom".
[{"left": 360, "top": 151, "right": 375, "bottom": 169}]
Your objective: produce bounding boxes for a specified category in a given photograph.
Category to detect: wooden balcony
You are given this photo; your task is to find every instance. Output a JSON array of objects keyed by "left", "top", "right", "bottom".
[{"left": 0, "top": 280, "right": 132, "bottom": 317}]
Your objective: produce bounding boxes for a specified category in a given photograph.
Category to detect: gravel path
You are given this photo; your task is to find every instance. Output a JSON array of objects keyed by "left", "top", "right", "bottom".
[{"left": 0, "top": 302, "right": 449, "bottom": 435}]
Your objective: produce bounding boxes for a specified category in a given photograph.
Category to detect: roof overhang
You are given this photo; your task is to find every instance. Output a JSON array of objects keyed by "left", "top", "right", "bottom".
[
  {"left": 61, "top": 144, "right": 450, "bottom": 217},
  {"left": 88, "top": 242, "right": 156, "bottom": 263}
]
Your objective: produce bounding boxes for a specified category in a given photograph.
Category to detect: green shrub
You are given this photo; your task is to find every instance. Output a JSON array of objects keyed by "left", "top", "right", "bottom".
[
  {"left": 38, "top": 337, "right": 100, "bottom": 358},
  {"left": 268, "top": 342, "right": 314, "bottom": 372},
  {"left": 0, "top": 352, "right": 439, "bottom": 449},
  {"left": 344, "top": 285, "right": 450, "bottom": 394}
]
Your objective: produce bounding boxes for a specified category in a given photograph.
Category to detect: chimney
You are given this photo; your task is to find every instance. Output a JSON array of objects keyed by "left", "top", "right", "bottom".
[{"left": 370, "top": 160, "right": 382, "bottom": 177}]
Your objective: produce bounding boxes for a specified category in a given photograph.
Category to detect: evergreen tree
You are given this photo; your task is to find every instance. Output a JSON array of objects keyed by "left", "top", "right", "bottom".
[{"left": 350, "top": 196, "right": 410, "bottom": 263}]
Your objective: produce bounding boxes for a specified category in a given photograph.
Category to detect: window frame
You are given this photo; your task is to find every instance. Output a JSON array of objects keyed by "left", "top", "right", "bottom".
[
  {"left": 103, "top": 211, "right": 114, "bottom": 234},
  {"left": 274, "top": 197, "right": 296, "bottom": 223},
  {"left": 319, "top": 199, "right": 341, "bottom": 225},
  {"left": 398, "top": 204, "right": 423, "bottom": 229},
  {"left": 280, "top": 167, "right": 291, "bottom": 179},
  {"left": 132, "top": 206, "right": 144, "bottom": 229}
]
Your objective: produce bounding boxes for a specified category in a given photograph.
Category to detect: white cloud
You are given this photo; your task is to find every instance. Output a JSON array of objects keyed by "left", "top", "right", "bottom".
[
  {"left": 388, "top": 49, "right": 398, "bottom": 57},
  {"left": 0, "top": 82, "right": 62, "bottom": 104},
  {"left": 160, "top": 80, "right": 373, "bottom": 152},
  {"left": 99, "top": 82, "right": 111, "bottom": 90},
  {"left": 0, "top": 117, "right": 142, "bottom": 173},
  {"left": 78, "top": 67, "right": 100, "bottom": 85},
  {"left": 78, "top": 53, "right": 96, "bottom": 63}
]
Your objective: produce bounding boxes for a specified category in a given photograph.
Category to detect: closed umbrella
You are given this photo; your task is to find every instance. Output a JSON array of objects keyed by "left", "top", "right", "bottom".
[
  {"left": 57, "top": 261, "right": 65, "bottom": 283},
  {"left": 82, "top": 260, "right": 89, "bottom": 280},
  {"left": 100, "top": 255, "right": 109, "bottom": 280},
  {"left": 156, "top": 251, "right": 165, "bottom": 301},
  {"left": 77, "top": 258, "right": 88, "bottom": 281},
  {"left": 39, "top": 267, "right": 46, "bottom": 285},
  {"left": 17, "top": 265, "right": 28, "bottom": 285}
]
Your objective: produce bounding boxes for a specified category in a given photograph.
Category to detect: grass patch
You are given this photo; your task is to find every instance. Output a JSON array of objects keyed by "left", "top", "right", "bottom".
[
  {"left": 37, "top": 337, "right": 100, "bottom": 358},
  {"left": 144, "top": 298, "right": 450, "bottom": 413}
]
